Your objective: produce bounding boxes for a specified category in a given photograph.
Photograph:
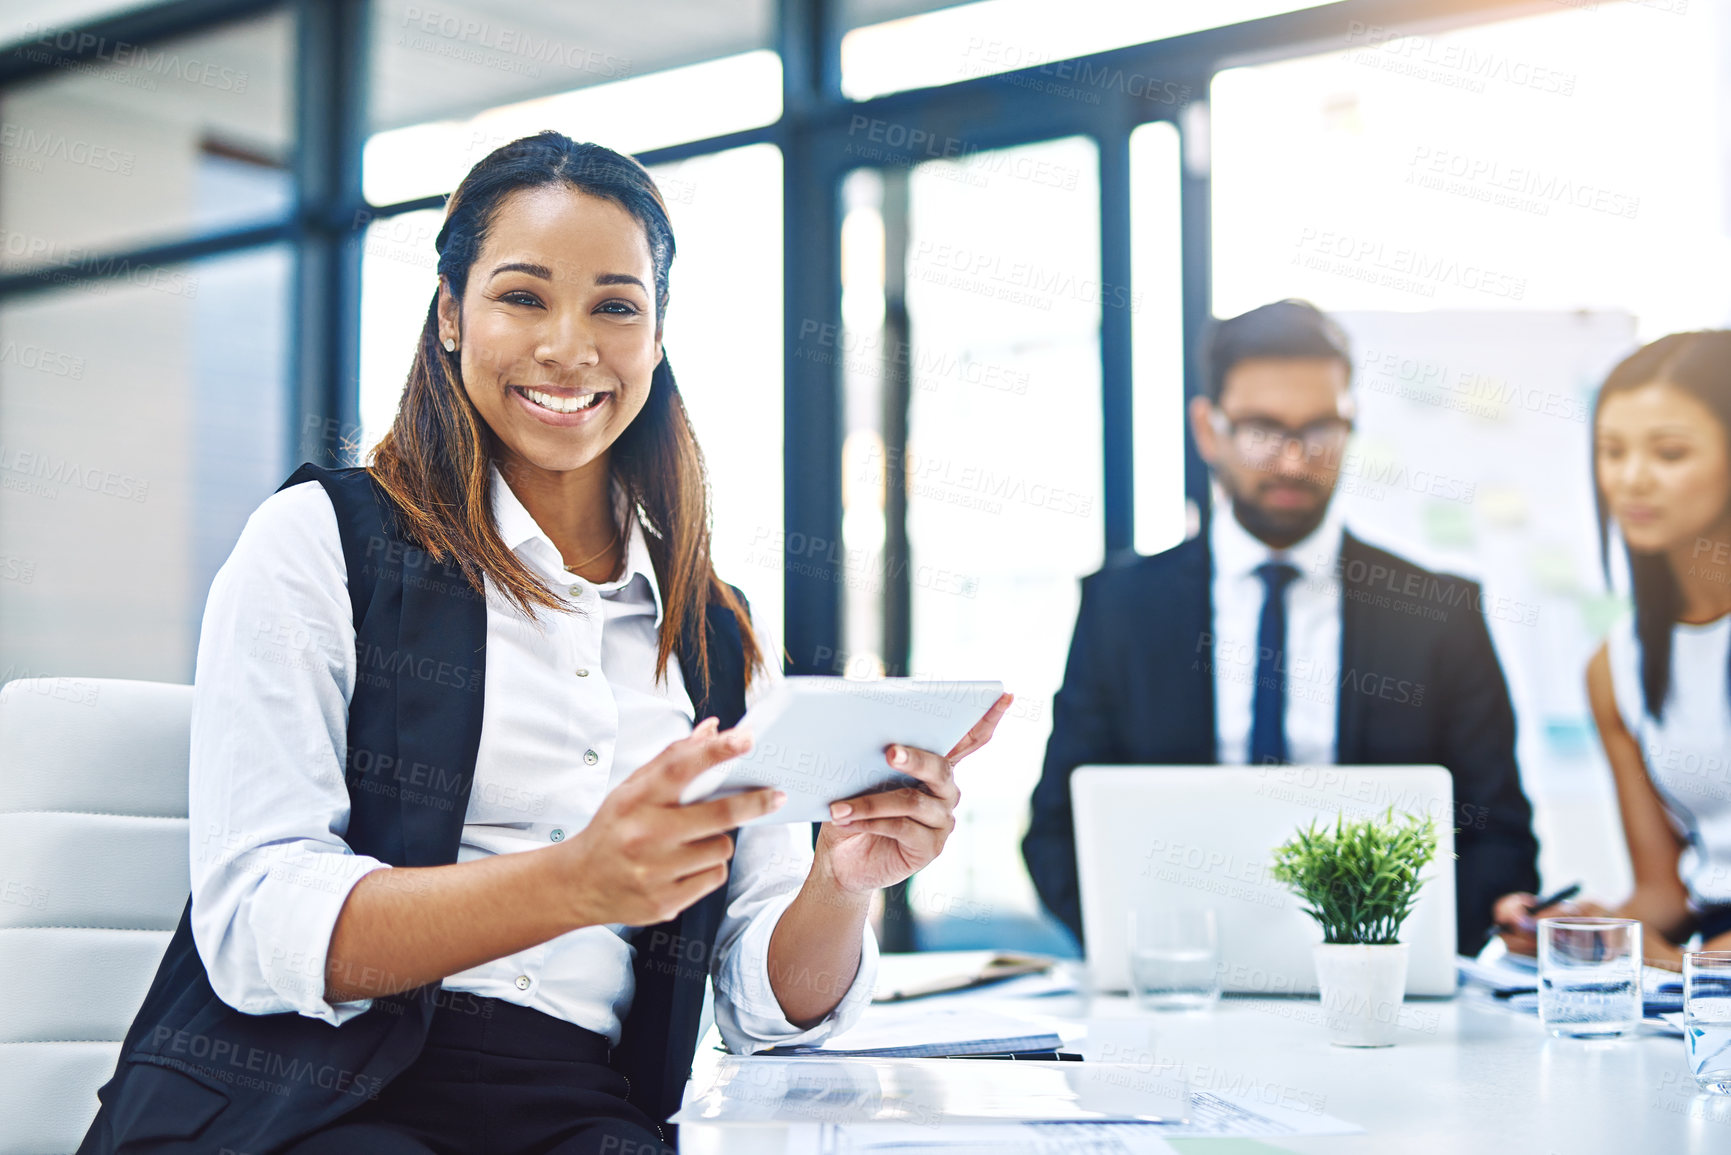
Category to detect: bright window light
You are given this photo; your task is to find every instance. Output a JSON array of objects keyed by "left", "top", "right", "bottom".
[
  {"left": 647, "top": 145, "right": 786, "bottom": 643},
  {"left": 363, "top": 50, "right": 782, "bottom": 207},
  {"left": 1210, "top": 4, "right": 1731, "bottom": 340},
  {"left": 358, "top": 209, "right": 441, "bottom": 458},
  {"left": 1130, "top": 120, "right": 1186, "bottom": 557},
  {"left": 841, "top": 0, "right": 1332, "bottom": 101}
]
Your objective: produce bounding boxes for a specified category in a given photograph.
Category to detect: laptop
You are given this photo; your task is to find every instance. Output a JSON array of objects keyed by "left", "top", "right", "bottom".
[{"left": 1071, "top": 765, "right": 1458, "bottom": 997}]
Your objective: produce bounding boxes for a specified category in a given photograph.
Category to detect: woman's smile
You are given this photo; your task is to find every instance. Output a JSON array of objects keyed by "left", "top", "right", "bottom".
[{"left": 509, "top": 383, "right": 614, "bottom": 426}]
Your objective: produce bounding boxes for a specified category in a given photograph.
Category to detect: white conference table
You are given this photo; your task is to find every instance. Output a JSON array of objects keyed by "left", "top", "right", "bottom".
[{"left": 678, "top": 972, "right": 1728, "bottom": 1153}]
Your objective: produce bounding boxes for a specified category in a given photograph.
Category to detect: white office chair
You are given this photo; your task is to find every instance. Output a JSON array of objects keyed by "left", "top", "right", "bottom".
[{"left": 0, "top": 678, "right": 193, "bottom": 1155}]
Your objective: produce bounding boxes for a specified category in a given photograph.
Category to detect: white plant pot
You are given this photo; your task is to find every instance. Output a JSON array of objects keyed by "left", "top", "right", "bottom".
[{"left": 1312, "top": 943, "right": 1409, "bottom": 1047}]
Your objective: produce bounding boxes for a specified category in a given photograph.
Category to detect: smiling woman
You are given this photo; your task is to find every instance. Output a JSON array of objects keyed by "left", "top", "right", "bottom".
[
  {"left": 77, "top": 130, "right": 1009, "bottom": 1155},
  {"left": 370, "top": 135, "right": 757, "bottom": 682}
]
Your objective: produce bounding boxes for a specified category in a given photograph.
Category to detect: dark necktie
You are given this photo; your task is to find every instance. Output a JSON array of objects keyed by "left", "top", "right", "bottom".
[{"left": 1249, "top": 561, "right": 1302, "bottom": 765}]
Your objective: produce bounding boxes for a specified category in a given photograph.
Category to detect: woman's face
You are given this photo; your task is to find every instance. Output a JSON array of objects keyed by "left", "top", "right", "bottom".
[
  {"left": 1596, "top": 380, "right": 1731, "bottom": 555},
  {"left": 438, "top": 185, "right": 661, "bottom": 476}
]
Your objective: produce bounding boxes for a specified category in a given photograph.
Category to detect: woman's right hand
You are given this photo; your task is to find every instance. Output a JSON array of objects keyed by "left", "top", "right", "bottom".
[
  {"left": 554, "top": 717, "right": 784, "bottom": 928},
  {"left": 1492, "top": 892, "right": 1603, "bottom": 958}
]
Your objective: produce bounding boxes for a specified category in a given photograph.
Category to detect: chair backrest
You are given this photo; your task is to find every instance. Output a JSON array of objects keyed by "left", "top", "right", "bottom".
[{"left": 0, "top": 677, "right": 192, "bottom": 1155}]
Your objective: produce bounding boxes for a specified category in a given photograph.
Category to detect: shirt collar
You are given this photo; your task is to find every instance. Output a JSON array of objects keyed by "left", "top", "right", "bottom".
[
  {"left": 1209, "top": 483, "right": 1345, "bottom": 587},
  {"left": 488, "top": 462, "right": 666, "bottom": 626}
]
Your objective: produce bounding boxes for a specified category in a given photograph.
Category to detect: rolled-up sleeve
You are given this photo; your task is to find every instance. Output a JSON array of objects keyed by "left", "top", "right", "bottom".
[
  {"left": 188, "top": 481, "right": 391, "bottom": 1027},
  {"left": 709, "top": 822, "right": 879, "bottom": 1054},
  {"left": 706, "top": 624, "right": 878, "bottom": 1053}
]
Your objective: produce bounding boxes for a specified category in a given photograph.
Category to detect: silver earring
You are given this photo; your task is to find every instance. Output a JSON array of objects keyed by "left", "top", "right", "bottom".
[{"left": 443, "top": 337, "right": 456, "bottom": 352}]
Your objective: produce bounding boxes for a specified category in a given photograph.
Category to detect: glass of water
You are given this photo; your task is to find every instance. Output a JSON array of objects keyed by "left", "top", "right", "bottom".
[
  {"left": 1128, "top": 908, "right": 1220, "bottom": 1011},
  {"left": 1685, "top": 951, "right": 1731, "bottom": 1092},
  {"left": 1537, "top": 917, "right": 1642, "bottom": 1038}
]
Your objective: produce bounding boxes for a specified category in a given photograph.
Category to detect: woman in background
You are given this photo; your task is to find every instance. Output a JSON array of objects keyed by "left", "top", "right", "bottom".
[{"left": 1498, "top": 331, "right": 1731, "bottom": 966}]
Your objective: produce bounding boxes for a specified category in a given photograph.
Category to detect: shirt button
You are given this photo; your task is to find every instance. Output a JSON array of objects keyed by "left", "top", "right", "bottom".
[
  {"left": 550, "top": 828, "right": 565, "bottom": 842},
  {"left": 583, "top": 749, "right": 599, "bottom": 766},
  {"left": 514, "top": 975, "right": 531, "bottom": 991},
  {"left": 568, "top": 583, "right": 583, "bottom": 598},
  {"left": 575, "top": 668, "right": 589, "bottom": 678}
]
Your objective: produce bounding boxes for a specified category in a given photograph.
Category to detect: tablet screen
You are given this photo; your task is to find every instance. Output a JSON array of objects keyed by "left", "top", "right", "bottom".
[{"left": 678, "top": 677, "right": 1004, "bottom": 825}]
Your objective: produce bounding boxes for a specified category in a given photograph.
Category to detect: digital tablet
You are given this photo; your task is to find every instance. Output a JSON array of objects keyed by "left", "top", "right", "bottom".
[{"left": 678, "top": 677, "right": 1005, "bottom": 826}]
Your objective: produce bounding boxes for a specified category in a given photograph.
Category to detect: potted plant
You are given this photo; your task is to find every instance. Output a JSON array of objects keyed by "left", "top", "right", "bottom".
[{"left": 1269, "top": 808, "right": 1440, "bottom": 1047}]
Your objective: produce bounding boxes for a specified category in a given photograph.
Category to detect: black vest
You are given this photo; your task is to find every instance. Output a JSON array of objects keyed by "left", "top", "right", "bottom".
[{"left": 79, "top": 463, "right": 748, "bottom": 1154}]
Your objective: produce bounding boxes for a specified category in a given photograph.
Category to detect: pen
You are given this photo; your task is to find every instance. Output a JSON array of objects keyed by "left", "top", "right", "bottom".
[
  {"left": 1479, "top": 882, "right": 1585, "bottom": 953},
  {"left": 1527, "top": 883, "right": 1582, "bottom": 913}
]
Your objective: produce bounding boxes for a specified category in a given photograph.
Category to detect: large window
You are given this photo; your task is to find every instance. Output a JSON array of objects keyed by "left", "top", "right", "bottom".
[
  {"left": 1130, "top": 119, "right": 1185, "bottom": 556},
  {"left": 840, "top": 0, "right": 1333, "bottom": 100},
  {"left": 1210, "top": 1, "right": 1730, "bottom": 902},
  {"left": 1212, "top": 4, "right": 1727, "bottom": 332},
  {"left": 3, "top": 0, "right": 1617, "bottom": 956},
  {"left": 0, "top": 10, "right": 296, "bottom": 684},
  {"left": 357, "top": 206, "right": 442, "bottom": 458},
  {"left": 0, "top": 11, "right": 294, "bottom": 268},
  {"left": 362, "top": 51, "right": 783, "bottom": 207},
  {"left": 901, "top": 136, "right": 1103, "bottom": 950},
  {"left": 367, "top": 0, "right": 776, "bottom": 135},
  {"left": 649, "top": 145, "right": 786, "bottom": 636},
  {"left": 0, "top": 245, "right": 292, "bottom": 682}
]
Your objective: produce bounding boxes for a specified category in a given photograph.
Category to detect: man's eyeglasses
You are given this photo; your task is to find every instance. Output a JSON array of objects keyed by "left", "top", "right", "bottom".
[{"left": 1209, "top": 413, "right": 1353, "bottom": 465}]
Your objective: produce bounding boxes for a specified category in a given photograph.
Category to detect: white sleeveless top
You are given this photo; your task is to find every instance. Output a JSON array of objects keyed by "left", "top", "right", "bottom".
[{"left": 1606, "top": 613, "right": 1731, "bottom": 907}]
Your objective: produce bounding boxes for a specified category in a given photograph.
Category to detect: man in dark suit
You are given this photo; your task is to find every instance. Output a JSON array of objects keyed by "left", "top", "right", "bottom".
[{"left": 1022, "top": 299, "right": 1540, "bottom": 951}]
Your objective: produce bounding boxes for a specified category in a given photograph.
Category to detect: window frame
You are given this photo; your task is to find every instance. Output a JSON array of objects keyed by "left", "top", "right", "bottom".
[{"left": 0, "top": 0, "right": 1556, "bottom": 945}]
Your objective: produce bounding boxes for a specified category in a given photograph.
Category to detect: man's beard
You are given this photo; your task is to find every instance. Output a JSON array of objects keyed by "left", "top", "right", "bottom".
[{"left": 1225, "top": 479, "right": 1333, "bottom": 549}]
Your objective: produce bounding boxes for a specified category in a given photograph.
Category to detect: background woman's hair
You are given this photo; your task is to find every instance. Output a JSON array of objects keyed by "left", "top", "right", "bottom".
[
  {"left": 368, "top": 130, "right": 762, "bottom": 690},
  {"left": 1592, "top": 330, "right": 1731, "bottom": 720}
]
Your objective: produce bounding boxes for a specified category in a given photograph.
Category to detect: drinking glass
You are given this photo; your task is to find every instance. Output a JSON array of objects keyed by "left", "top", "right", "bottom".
[
  {"left": 1684, "top": 951, "right": 1731, "bottom": 1092},
  {"left": 1537, "top": 917, "right": 1642, "bottom": 1038},
  {"left": 1128, "top": 908, "right": 1220, "bottom": 1011}
]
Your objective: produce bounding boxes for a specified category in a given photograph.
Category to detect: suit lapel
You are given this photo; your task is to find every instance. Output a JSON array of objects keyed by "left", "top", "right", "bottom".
[
  {"left": 1192, "top": 537, "right": 1219, "bottom": 761},
  {"left": 1335, "top": 531, "right": 1367, "bottom": 765},
  {"left": 1151, "top": 535, "right": 1218, "bottom": 763}
]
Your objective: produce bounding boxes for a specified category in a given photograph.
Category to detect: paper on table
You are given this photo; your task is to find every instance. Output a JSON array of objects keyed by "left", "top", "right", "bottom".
[
  {"left": 874, "top": 950, "right": 999, "bottom": 998},
  {"left": 872, "top": 950, "right": 1066, "bottom": 1003},
  {"left": 672, "top": 1056, "right": 1190, "bottom": 1126},
  {"left": 762, "top": 1004, "right": 1065, "bottom": 1058},
  {"left": 1456, "top": 952, "right": 1537, "bottom": 990},
  {"left": 1075, "top": 1021, "right": 1359, "bottom": 1138},
  {"left": 1157, "top": 1091, "right": 1360, "bottom": 1138},
  {"left": 934, "top": 970, "right": 1081, "bottom": 1001},
  {"left": 785, "top": 1120, "right": 1180, "bottom": 1154},
  {"left": 1458, "top": 951, "right": 1681, "bottom": 995},
  {"left": 778, "top": 1085, "right": 1360, "bottom": 1151}
]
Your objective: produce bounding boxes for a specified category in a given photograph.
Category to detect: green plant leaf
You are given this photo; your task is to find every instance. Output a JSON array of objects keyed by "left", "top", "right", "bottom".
[{"left": 1268, "top": 806, "right": 1439, "bottom": 945}]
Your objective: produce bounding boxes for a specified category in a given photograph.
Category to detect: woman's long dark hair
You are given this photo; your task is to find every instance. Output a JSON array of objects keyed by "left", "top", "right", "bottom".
[
  {"left": 1592, "top": 331, "right": 1731, "bottom": 720},
  {"left": 369, "top": 131, "right": 761, "bottom": 690}
]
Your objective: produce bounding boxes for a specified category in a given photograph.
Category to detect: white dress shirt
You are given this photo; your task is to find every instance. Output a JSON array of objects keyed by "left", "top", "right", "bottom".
[
  {"left": 188, "top": 464, "right": 876, "bottom": 1054},
  {"left": 1607, "top": 612, "right": 1731, "bottom": 906},
  {"left": 1209, "top": 494, "right": 1344, "bottom": 766}
]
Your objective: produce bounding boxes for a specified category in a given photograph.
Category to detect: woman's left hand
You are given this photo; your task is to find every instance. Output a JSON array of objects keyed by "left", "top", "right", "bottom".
[{"left": 815, "top": 692, "right": 1013, "bottom": 895}]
